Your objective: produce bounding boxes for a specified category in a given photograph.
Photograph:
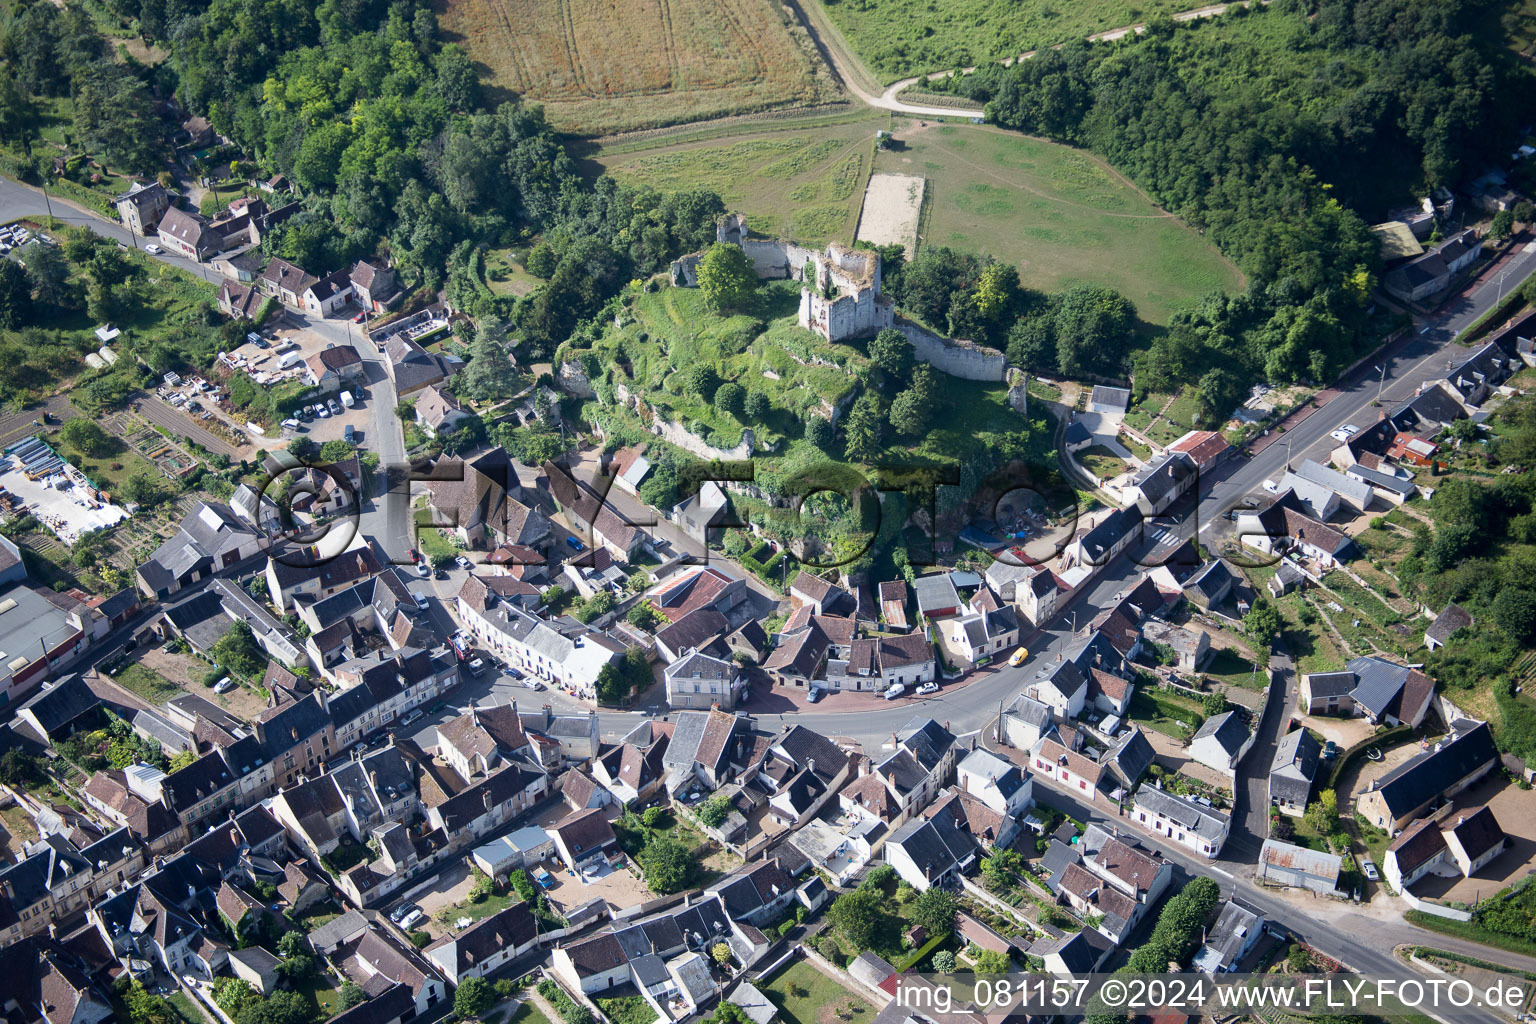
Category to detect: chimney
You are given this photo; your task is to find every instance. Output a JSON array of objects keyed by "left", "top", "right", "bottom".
[
  {"left": 807, "top": 759, "right": 815, "bottom": 778},
  {"left": 1458, "top": 815, "right": 1466, "bottom": 826},
  {"left": 483, "top": 789, "right": 494, "bottom": 812}
]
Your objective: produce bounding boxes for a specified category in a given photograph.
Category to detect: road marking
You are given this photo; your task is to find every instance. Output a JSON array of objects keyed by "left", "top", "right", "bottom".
[{"left": 1210, "top": 865, "right": 1233, "bottom": 879}]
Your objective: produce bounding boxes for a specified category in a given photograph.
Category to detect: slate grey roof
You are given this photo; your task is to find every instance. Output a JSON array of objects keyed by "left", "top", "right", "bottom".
[
  {"left": 1345, "top": 656, "right": 1412, "bottom": 718},
  {"left": 912, "top": 573, "right": 961, "bottom": 614},
  {"left": 1427, "top": 604, "right": 1474, "bottom": 644},
  {"left": 1105, "top": 727, "right": 1156, "bottom": 787},
  {"left": 17, "top": 675, "right": 98, "bottom": 735},
  {"left": 1305, "top": 670, "right": 1356, "bottom": 700},
  {"left": 1199, "top": 901, "right": 1262, "bottom": 970},
  {"left": 1183, "top": 559, "right": 1235, "bottom": 604},
  {"left": 1131, "top": 452, "right": 1196, "bottom": 506},
  {"left": 887, "top": 807, "right": 977, "bottom": 879},
  {"left": 1371, "top": 721, "right": 1498, "bottom": 819},
  {"left": 899, "top": 717, "right": 956, "bottom": 775},
  {"left": 1134, "top": 786, "right": 1228, "bottom": 844},
  {"left": 1074, "top": 506, "right": 1143, "bottom": 562},
  {"left": 1269, "top": 728, "right": 1321, "bottom": 806},
  {"left": 1193, "top": 710, "right": 1248, "bottom": 757},
  {"left": 1347, "top": 463, "right": 1417, "bottom": 496}
]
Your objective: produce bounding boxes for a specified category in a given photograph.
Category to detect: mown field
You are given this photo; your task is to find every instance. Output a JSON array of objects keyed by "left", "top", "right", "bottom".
[
  {"left": 879, "top": 123, "right": 1243, "bottom": 325},
  {"left": 594, "top": 115, "right": 886, "bottom": 247},
  {"left": 435, "top": 0, "right": 841, "bottom": 134},
  {"left": 813, "top": 0, "right": 1202, "bottom": 81}
]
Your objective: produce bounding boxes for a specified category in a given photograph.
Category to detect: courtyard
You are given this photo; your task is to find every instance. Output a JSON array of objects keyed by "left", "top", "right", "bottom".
[{"left": 1400, "top": 774, "right": 1536, "bottom": 905}]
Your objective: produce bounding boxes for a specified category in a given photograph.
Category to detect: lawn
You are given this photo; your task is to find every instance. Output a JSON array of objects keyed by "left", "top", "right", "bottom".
[
  {"left": 1077, "top": 445, "right": 1128, "bottom": 481},
  {"left": 760, "top": 959, "right": 877, "bottom": 1024},
  {"left": 165, "top": 991, "right": 207, "bottom": 1024},
  {"left": 1128, "top": 688, "right": 1205, "bottom": 739},
  {"left": 878, "top": 125, "right": 1241, "bottom": 325},
  {"left": 414, "top": 522, "right": 464, "bottom": 566},
  {"left": 596, "top": 115, "right": 886, "bottom": 248},
  {"left": 483, "top": 247, "right": 543, "bottom": 298},
  {"left": 1201, "top": 647, "right": 1264, "bottom": 692},
  {"left": 110, "top": 662, "right": 184, "bottom": 704},
  {"left": 509, "top": 1003, "right": 557, "bottom": 1024},
  {"left": 816, "top": 0, "right": 1209, "bottom": 81},
  {"left": 436, "top": 0, "right": 839, "bottom": 135},
  {"left": 595, "top": 995, "right": 660, "bottom": 1024},
  {"left": 292, "top": 975, "right": 344, "bottom": 1019}
]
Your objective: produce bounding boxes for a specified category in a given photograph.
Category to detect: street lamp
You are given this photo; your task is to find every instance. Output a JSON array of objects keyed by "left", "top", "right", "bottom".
[{"left": 1374, "top": 364, "right": 1386, "bottom": 404}]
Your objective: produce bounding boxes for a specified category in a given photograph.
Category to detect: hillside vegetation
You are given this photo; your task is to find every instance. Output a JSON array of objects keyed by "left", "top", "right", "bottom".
[{"left": 923, "top": 0, "right": 1526, "bottom": 423}]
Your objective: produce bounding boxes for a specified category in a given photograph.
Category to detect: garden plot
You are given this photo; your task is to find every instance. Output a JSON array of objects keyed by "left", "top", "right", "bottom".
[{"left": 856, "top": 172, "right": 925, "bottom": 251}]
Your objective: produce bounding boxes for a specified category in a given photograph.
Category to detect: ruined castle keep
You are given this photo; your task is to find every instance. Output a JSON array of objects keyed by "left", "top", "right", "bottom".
[
  {"left": 797, "top": 244, "right": 894, "bottom": 342},
  {"left": 669, "top": 213, "right": 1002, "bottom": 380}
]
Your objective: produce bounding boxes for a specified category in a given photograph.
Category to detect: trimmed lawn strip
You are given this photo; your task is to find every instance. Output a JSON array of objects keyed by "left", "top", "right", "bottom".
[
  {"left": 1403, "top": 910, "right": 1536, "bottom": 959},
  {"left": 760, "top": 959, "right": 877, "bottom": 1024}
]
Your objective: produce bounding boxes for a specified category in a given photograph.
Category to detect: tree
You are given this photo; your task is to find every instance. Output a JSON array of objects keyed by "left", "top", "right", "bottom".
[
  {"left": 595, "top": 662, "right": 632, "bottom": 705},
  {"left": 0, "top": 748, "right": 42, "bottom": 788},
  {"left": 711, "top": 941, "right": 733, "bottom": 967},
  {"left": 122, "top": 982, "right": 179, "bottom": 1024},
  {"left": 971, "top": 948, "right": 1011, "bottom": 974},
  {"left": 889, "top": 387, "right": 930, "bottom": 439},
  {"left": 627, "top": 602, "right": 660, "bottom": 631},
  {"left": 336, "top": 982, "right": 366, "bottom": 1011},
  {"left": 642, "top": 806, "right": 666, "bottom": 829},
  {"left": 827, "top": 886, "right": 884, "bottom": 948},
  {"left": 1052, "top": 285, "right": 1136, "bottom": 377},
  {"left": 455, "top": 977, "right": 495, "bottom": 1019},
  {"left": 468, "top": 867, "right": 495, "bottom": 902},
  {"left": 715, "top": 381, "right": 746, "bottom": 417},
  {"left": 697, "top": 794, "right": 732, "bottom": 828},
  {"left": 641, "top": 836, "right": 693, "bottom": 893},
  {"left": 805, "top": 416, "right": 834, "bottom": 449},
  {"left": 744, "top": 390, "right": 770, "bottom": 419},
  {"left": 868, "top": 327, "right": 913, "bottom": 383},
  {"left": 931, "top": 950, "right": 956, "bottom": 972},
  {"left": 1494, "top": 588, "right": 1536, "bottom": 642},
  {"left": 211, "top": 620, "right": 265, "bottom": 679},
  {"left": 320, "top": 439, "right": 355, "bottom": 463},
  {"left": 1201, "top": 690, "right": 1228, "bottom": 717},
  {"left": 696, "top": 243, "right": 756, "bottom": 312},
  {"left": 843, "top": 393, "right": 885, "bottom": 462},
  {"left": 212, "top": 978, "right": 259, "bottom": 1016},
  {"left": 60, "top": 419, "right": 114, "bottom": 457},
  {"left": 907, "top": 887, "right": 958, "bottom": 935},
  {"left": 460, "top": 317, "right": 524, "bottom": 402},
  {"left": 1491, "top": 209, "right": 1515, "bottom": 240},
  {"left": 287, "top": 436, "right": 317, "bottom": 461},
  {"left": 235, "top": 990, "right": 312, "bottom": 1024},
  {"left": 1244, "top": 598, "right": 1283, "bottom": 649},
  {"left": 680, "top": 364, "right": 722, "bottom": 403},
  {"left": 0, "top": 259, "right": 32, "bottom": 330},
  {"left": 169, "top": 749, "right": 197, "bottom": 771},
  {"left": 26, "top": 243, "right": 73, "bottom": 310},
  {"left": 1304, "top": 789, "right": 1339, "bottom": 835}
]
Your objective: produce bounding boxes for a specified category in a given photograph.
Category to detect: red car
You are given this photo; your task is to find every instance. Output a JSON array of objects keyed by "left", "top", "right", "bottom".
[
  {"left": 353, "top": 312, "right": 366, "bottom": 323},
  {"left": 408, "top": 548, "right": 422, "bottom": 563}
]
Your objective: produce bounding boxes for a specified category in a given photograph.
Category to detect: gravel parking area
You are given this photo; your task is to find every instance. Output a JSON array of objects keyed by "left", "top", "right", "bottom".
[{"left": 1406, "top": 775, "right": 1536, "bottom": 903}]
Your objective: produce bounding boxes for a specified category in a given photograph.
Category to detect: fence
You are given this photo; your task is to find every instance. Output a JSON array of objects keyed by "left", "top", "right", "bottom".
[{"left": 1401, "top": 890, "right": 1473, "bottom": 922}]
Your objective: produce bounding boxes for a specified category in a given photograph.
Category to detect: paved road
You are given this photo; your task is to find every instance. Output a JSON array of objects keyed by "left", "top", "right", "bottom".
[
  {"left": 1021, "top": 773, "right": 1511, "bottom": 1024},
  {"left": 1227, "top": 647, "right": 1297, "bottom": 862}
]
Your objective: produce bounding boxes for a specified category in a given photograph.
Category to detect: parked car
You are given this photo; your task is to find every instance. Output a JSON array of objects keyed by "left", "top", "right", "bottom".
[
  {"left": 507, "top": 667, "right": 524, "bottom": 679},
  {"left": 415, "top": 562, "right": 431, "bottom": 578},
  {"left": 916, "top": 681, "right": 940, "bottom": 696},
  {"left": 1262, "top": 478, "right": 1279, "bottom": 493},
  {"left": 1329, "top": 424, "right": 1360, "bottom": 443},
  {"left": 807, "top": 686, "right": 823, "bottom": 703},
  {"left": 344, "top": 424, "right": 355, "bottom": 444},
  {"left": 353, "top": 312, "right": 366, "bottom": 323},
  {"left": 566, "top": 536, "right": 584, "bottom": 551},
  {"left": 413, "top": 592, "right": 429, "bottom": 610},
  {"left": 388, "top": 902, "right": 416, "bottom": 924},
  {"left": 434, "top": 568, "right": 447, "bottom": 580},
  {"left": 884, "top": 684, "right": 906, "bottom": 701},
  {"left": 1362, "top": 860, "right": 1379, "bottom": 881},
  {"left": 1008, "top": 647, "right": 1030, "bottom": 667},
  {"left": 144, "top": 243, "right": 163, "bottom": 254},
  {"left": 398, "top": 908, "right": 424, "bottom": 929},
  {"left": 409, "top": 548, "right": 422, "bottom": 563},
  {"left": 327, "top": 399, "right": 341, "bottom": 415},
  {"left": 467, "top": 657, "right": 485, "bottom": 677},
  {"left": 316, "top": 405, "right": 330, "bottom": 418},
  {"left": 213, "top": 676, "right": 236, "bottom": 694},
  {"left": 400, "top": 709, "right": 424, "bottom": 728},
  {"left": 455, "top": 555, "right": 472, "bottom": 569}
]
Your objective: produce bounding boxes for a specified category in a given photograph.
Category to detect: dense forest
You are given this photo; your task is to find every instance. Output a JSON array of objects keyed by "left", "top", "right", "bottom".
[{"left": 925, "top": 0, "right": 1527, "bottom": 420}]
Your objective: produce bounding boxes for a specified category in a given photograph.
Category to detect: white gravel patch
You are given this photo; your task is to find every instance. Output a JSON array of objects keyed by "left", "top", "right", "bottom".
[{"left": 856, "top": 172, "right": 925, "bottom": 252}]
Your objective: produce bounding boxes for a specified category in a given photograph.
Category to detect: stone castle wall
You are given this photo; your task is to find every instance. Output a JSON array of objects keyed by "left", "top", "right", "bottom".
[
  {"left": 650, "top": 416, "right": 755, "bottom": 461},
  {"left": 896, "top": 318, "right": 1006, "bottom": 382}
]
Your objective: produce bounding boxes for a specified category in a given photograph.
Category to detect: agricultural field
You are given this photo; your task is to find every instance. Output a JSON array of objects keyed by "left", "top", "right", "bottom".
[
  {"left": 434, "top": 0, "right": 841, "bottom": 135},
  {"left": 813, "top": 0, "right": 1203, "bottom": 81},
  {"left": 877, "top": 123, "right": 1242, "bottom": 325},
  {"left": 594, "top": 115, "right": 886, "bottom": 247}
]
